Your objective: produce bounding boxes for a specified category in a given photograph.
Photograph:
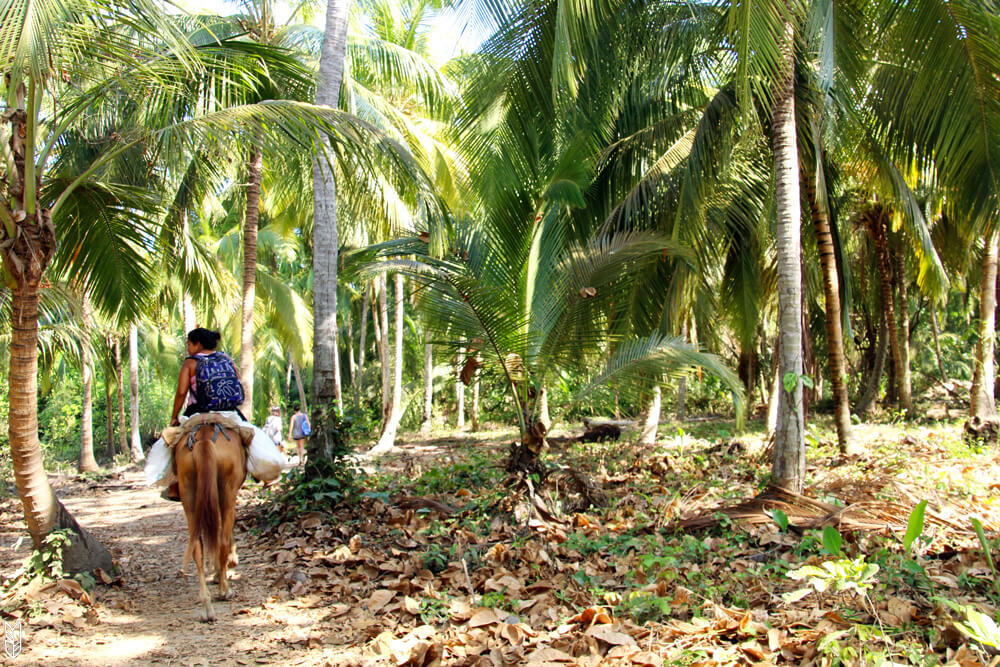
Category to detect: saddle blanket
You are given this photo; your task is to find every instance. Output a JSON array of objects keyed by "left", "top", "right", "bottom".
[{"left": 144, "top": 411, "right": 285, "bottom": 487}]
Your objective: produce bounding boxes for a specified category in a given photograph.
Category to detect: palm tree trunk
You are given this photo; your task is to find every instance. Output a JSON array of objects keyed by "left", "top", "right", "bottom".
[
  {"left": 291, "top": 357, "right": 309, "bottom": 415},
  {"left": 308, "top": 0, "right": 351, "bottom": 473},
  {"left": 420, "top": 342, "right": 433, "bottom": 435},
  {"left": 392, "top": 274, "right": 404, "bottom": 419},
  {"left": 971, "top": 231, "right": 999, "bottom": 419},
  {"left": 8, "top": 281, "right": 112, "bottom": 572},
  {"left": 471, "top": 355, "right": 481, "bottom": 432},
  {"left": 373, "top": 274, "right": 404, "bottom": 452},
  {"left": 377, "top": 274, "right": 392, "bottom": 433},
  {"left": 803, "top": 166, "right": 857, "bottom": 454},
  {"left": 870, "top": 207, "right": 911, "bottom": 414},
  {"left": 894, "top": 243, "right": 913, "bottom": 414},
  {"left": 930, "top": 302, "right": 946, "bottom": 380},
  {"left": 766, "top": 335, "right": 781, "bottom": 434},
  {"left": 772, "top": 21, "right": 805, "bottom": 492},
  {"left": 456, "top": 347, "right": 465, "bottom": 429},
  {"left": 346, "top": 305, "right": 356, "bottom": 388},
  {"left": 676, "top": 320, "right": 689, "bottom": 421},
  {"left": 855, "top": 314, "right": 888, "bottom": 416},
  {"left": 128, "top": 325, "right": 144, "bottom": 462},
  {"left": 78, "top": 293, "right": 98, "bottom": 472},
  {"left": 356, "top": 286, "right": 369, "bottom": 408},
  {"left": 105, "top": 366, "right": 115, "bottom": 459},
  {"left": 538, "top": 384, "right": 551, "bottom": 430},
  {"left": 181, "top": 209, "right": 196, "bottom": 334},
  {"left": 640, "top": 386, "right": 661, "bottom": 446},
  {"left": 240, "top": 146, "right": 262, "bottom": 420},
  {"left": 114, "top": 337, "right": 128, "bottom": 456}
]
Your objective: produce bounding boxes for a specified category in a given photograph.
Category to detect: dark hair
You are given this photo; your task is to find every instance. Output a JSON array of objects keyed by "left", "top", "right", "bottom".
[
  {"left": 187, "top": 328, "right": 221, "bottom": 350},
  {"left": 292, "top": 403, "right": 301, "bottom": 412}
]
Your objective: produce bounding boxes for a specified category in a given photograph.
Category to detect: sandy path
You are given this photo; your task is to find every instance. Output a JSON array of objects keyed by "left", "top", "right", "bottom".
[{"left": 1, "top": 472, "right": 325, "bottom": 667}]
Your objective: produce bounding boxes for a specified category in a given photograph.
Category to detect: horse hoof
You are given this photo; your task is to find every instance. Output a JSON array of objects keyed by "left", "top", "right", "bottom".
[
  {"left": 217, "top": 589, "right": 234, "bottom": 601},
  {"left": 199, "top": 610, "right": 216, "bottom": 623}
]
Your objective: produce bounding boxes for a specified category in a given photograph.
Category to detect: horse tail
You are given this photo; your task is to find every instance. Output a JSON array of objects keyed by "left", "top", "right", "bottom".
[{"left": 194, "top": 429, "right": 220, "bottom": 560}]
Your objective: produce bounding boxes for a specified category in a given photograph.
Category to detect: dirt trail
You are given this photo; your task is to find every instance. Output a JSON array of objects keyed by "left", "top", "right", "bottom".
[{"left": 1, "top": 472, "right": 331, "bottom": 667}]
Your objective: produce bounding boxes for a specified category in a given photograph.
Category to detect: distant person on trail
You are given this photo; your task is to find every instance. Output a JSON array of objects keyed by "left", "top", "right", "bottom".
[
  {"left": 264, "top": 405, "right": 283, "bottom": 447},
  {"left": 288, "top": 403, "right": 309, "bottom": 466}
]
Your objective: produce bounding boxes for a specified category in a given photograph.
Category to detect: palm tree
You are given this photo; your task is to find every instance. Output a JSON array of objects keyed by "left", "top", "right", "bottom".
[
  {"left": 77, "top": 292, "right": 99, "bottom": 472},
  {"left": 375, "top": 225, "right": 745, "bottom": 471},
  {"left": 310, "top": 0, "right": 353, "bottom": 466}
]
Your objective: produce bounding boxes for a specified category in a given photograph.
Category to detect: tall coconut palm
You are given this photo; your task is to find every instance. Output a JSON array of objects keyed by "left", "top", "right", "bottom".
[{"left": 310, "top": 0, "right": 353, "bottom": 467}]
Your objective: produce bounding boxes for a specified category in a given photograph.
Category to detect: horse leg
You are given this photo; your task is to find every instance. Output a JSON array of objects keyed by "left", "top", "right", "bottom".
[
  {"left": 194, "top": 536, "right": 216, "bottom": 622},
  {"left": 228, "top": 542, "right": 239, "bottom": 569},
  {"left": 180, "top": 471, "right": 198, "bottom": 577},
  {"left": 216, "top": 483, "right": 237, "bottom": 601}
]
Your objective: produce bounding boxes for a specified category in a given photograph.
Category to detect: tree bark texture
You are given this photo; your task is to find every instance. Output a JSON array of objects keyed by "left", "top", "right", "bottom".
[
  {"left": 855, "top": 314, "right": 888, "bottom": 416},
  {"left": 182, "top": 209, "right": 196, "bottom": 334},
  {"left": 471, "top": 355, "right": 481, "bottom": 431},
  {"left": 803, "top": 167, "right": 858, "bottom": 454},
  {"left": 930, "top": 302, "right": 946, "bottom": 380},
  {"left": 869, "top": 206, "right": 912, "bottom": 414},
  {"left": 420, "top": 342, "right": 433, "bottom": 435},
  {"left": 78, "top": 293, "right": 98, "bottom": 472},
  {"left": 3, "top": 223, "right": 111, "bottom": 571},
  {"left": 240, "top": 146, "right": 262, "bottom": 420},
  {"left": 640, "top": 386, "right": 661, "bottom": 446},
  {"left": 114, "top": 338, "right": 128, "bottom": 456},
  {"left": 772, "top": 23, "right": 806, "bottom": 492},
  {"left": 456, "top": 348, "right": 465, "bottom": 429},
  {"left": 346, "top": 306, "right": 356, "bottom": 387},
  {"left": 291, "top": 357, "right": 309, "bottom": 414},
  {"left": 104, "top": 367, "right": 115, "bottom": 458},
  {"left": 537, "top": 384, "right": 551, "bottom": 430},
  {"left": 128, "top": 324, "right": 144, "bottom": 462},
  {"left": 356, "top": 286, "right": 369, "bottom": 407},
  {"left": 894, "top": 242, "right": 913, "bottom": 414},
  {"left": 374, "top": 274, "right": 404, "bottom": 452},
  {"left": 377, "top": 274, "right": 392, "bottom": 433},
  {"left": 676, "top": 320, "right": 689, "bottom": 421},
  {"left": 972, "top": 231, "right": 1000, "bottom": 419},
  {"left": 308, "top": 0, "right": 351, "bottom": 467}
]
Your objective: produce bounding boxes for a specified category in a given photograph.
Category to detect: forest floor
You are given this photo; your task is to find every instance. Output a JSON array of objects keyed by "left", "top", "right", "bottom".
[{"left": 2, "top": 416, "right": 1000, "bottom": 666}]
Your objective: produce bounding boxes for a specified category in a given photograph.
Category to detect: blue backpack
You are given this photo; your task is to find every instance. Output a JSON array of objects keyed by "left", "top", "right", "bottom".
[
  {"left": 190, "top": 352, "right": 245, "bottom": 411},
  {"left": 300, "top": 415, "right": 311, "bottom": 436}
]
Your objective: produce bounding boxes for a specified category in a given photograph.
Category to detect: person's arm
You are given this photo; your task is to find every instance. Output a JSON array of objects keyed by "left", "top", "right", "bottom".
[
  {"left": 288, "top": 415, "right": 296, "bottom": 440},
  {"left": 170, "top": 359, "right": 196, "bottom": 426}
]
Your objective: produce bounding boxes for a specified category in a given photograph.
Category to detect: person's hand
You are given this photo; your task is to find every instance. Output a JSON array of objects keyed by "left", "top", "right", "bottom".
[{"left": 170, "top": 419, "right": 180, "bottom": 427}]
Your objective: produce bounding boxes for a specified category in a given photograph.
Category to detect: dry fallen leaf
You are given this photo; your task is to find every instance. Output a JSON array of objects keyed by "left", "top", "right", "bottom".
[
  {"left": 585, "top": 624, "right": 635, "bottom": 646},
  {"left": 368, "top": 589, "right": 396, "bottom": 612},
  {"left": 631, "top": 651, "right": 664, "bottom": 667},
  {"left": 468, "top": 608, "right": 501, "bottom": 628},
  {"left": 569, "top": 607, "right": 613, "bottom": 626}
]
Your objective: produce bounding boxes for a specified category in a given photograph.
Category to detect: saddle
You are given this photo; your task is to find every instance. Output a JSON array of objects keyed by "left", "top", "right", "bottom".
[{"left": 162, "top": 413, "right": 255, "bottom": 451}]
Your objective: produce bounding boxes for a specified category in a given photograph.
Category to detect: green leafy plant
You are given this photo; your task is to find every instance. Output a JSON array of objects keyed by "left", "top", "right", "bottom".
[
  {"left": 940, "top": 599, "right": 1000, "bottom": 652},
  {"left": 616, "top": 591, "right": 672, "bottom": 624},
  {"left": 784, "top": 557, "right": 880, "bottom": 602},
  {"left": 903, "top": 500, "right": 927, "bottom": 553},
  {"left": 822, "top": 525, "right": 843, "bottom": 557},
  {"left": 783, "top": 372, "right": 814, "bottom": 393},
  {"left": 971, "top": 517, "right": 1000, "bottom": 596}
]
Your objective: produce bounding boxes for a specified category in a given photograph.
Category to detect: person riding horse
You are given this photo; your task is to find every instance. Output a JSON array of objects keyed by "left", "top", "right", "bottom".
[{"left": 163, "top": 328, "right": 245, "bottom": 501}]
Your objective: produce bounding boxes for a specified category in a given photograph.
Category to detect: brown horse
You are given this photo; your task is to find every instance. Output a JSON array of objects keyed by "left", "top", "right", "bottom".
[{"left": 174, "top": 424, "right": 246, "bottom": 622}]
